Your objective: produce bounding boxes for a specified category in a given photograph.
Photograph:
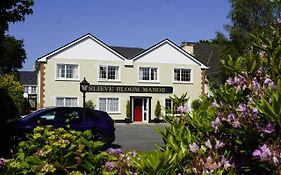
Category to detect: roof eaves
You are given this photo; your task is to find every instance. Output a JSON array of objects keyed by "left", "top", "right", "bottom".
[{"left": 37, "top": 33, "right": 126, "bottom": 62}]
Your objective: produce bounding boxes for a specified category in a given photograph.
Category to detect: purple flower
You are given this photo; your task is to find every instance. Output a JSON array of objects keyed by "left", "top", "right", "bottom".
[
  {"left": 114, "top": 148, "right": 123, "bottom": 155},
  {"left": 226, "top": 77, "right": 234, "bottom": 85},
  {"left": 257, "top": 66, "right": 265, "bottom": 76},
  {"left": 105, "top": 161, "right": 116, "bottom": 171},
  {"left": 221, "top": 155, "right": 231, "bottom": 170},
  {"left": 251, "top": 78, "right": 260, "bottom": 91},
  {"left": 211, "top": 101, "right": 220, "bottom": 108},
  {"left": 215, "top": 139, "right": 224, "bottom": 149},
  {"left": 177, "top": 105, "right": 188, "bottom": 114},
  {"left": 211, "top": 116, "right": 221, "bottom": 129},
  {"left": 253, "top": 144, "right": 272, "bottom": 161},
  {"left": 189, "top": 142, "right": 199, "bottom": 153},
  {"left": 237, "top": 103, "right": 247, "bottom": 117},
  {"left": 0, "top": 158, "right": 6, "bottom": 169},
  {"left": 205, "top": 139, "right": 212, "bottom": 149},
  {"left": 261, "top": 123, "right": 275, "bottom": 134}
]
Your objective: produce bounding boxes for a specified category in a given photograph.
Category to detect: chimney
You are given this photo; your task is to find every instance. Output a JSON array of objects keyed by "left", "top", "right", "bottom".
[{"left": 181, "top": 42, "right": 194, "bottom": 55}]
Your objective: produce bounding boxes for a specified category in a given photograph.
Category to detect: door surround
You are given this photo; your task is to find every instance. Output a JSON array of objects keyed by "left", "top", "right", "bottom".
[{"left": 130, "top": 96, "right": 151, "bottom": 123}]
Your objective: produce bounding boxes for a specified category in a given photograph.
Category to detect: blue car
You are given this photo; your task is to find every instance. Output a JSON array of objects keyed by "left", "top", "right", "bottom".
[{"left": 9, "top": 107, "right": 115, "bottom": 144}]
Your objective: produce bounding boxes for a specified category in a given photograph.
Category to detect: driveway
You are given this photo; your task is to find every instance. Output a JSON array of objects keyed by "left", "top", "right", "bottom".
[{"left": 112, "top": 123, "right": 168, "bottom": 152}]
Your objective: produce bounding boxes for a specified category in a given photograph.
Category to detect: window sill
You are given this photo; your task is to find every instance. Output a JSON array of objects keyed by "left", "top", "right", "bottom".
[
  {"left": 55, "top": 78, "right": 80, "bottom": 81},
  {"left": 138, "top": 80, "right": 160, "bottom": 84},
  {"left": 98, "top": 80, "right": 121, "bottom": 83},
  {"left": 173, "top": 81, "right": 193, "bottom": 84}
]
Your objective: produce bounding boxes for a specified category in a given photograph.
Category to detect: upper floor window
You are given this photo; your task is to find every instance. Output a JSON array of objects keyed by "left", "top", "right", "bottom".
[
  {"left": 31, "top": 86, "right": 37, "bottom": 94},
  {"left": 24, "top": 86, "right": 28, "bottom": 93},
  {"left": 57, "top": 64, "right": 78, "bottom": 80},
  {"left": 174, "top": 68, "right": 191, "bottom": 82},
  {"left": 139, "top": 67, "right": 158, "bottom": 81},
  {"left": 99, "top": 65, "right": 119, "bottom": 81}
]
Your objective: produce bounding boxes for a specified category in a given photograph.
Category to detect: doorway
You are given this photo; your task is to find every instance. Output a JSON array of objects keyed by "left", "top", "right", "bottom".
[{"left": 132, "top": 97, "right": 150, "bottom": 123}]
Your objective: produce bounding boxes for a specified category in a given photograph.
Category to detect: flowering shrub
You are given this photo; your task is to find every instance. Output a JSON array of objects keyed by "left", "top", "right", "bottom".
[
  {"left": 132, "top": 19, "right": 281, "bottom": 175},
  {"left": 2, "top": 126, "right": 108, "bottom": 174},
  {"left": 103, "top": 148, "right": 138, "bottom": 174}
]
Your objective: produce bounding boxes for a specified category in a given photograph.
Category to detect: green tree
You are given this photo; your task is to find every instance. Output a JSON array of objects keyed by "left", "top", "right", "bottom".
[
  {"left": 0, "top": 0, "right": 33, "bottom": 37},
  {"left": 0, "top": 0, "right": 33, "bottom": 73},
  {"left": 0, "top": 74, "right": 24, "bottom": 121},
  {"left": 212, "top": 0, "right": 281, "bottom": 79},
  {"left": 0, "top": 36, "right": 27, "bottom": 73}
]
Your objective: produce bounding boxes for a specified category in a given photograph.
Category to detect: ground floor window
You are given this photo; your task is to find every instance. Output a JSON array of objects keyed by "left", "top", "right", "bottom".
[
  {"left": 56, "top": 97, "right": 78, "bottom": 107},
  {"left": 165, "top": 98, "right": 175, "bottom": 114},
  {"left": 99, "top": 97, "right": 119, "bottom": 112}
]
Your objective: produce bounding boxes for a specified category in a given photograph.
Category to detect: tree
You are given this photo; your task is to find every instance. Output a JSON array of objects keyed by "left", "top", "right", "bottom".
[
  {"left": 0, "top": 0, "right": 33, "bottom": 37},
  {"left": 0, "top": 0, "right": 33, "bottom": 73},
  {"left": 0, "top": 74, "right": 24, "bottom": 121},
  {"left": 0, "top": 36, "right": 26, "bottom": 73},
  {"left": 212, "top": 0, "right": 281, "bottom": 78}
]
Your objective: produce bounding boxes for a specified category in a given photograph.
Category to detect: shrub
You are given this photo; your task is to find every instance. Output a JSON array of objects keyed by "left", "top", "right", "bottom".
[
  {"left": 0, "top": 73, "right": 24, "bottom": 121},
  {"left": 2, "top": 126, "right": 107, "bottom": 174}
]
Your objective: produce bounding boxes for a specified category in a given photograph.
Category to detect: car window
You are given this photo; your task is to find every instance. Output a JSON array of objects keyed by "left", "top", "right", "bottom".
[{"left": 39, "top": 111, "right": 56, "bottom": 120}]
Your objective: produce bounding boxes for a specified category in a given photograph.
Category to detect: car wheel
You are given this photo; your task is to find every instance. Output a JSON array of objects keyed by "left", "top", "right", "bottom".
[{"left": 92, "top": 130, "right": 107, "bottom": 143}]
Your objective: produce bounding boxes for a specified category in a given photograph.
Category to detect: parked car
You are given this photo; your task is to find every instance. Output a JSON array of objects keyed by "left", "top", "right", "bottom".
[{"left": 3, "top": 107, "right": 115, "bottom": 149}]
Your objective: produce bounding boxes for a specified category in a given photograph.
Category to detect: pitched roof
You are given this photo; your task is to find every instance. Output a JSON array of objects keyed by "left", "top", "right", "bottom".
[
  {"left": 132, "top": 39, "right": 208, "bottom": 69},
  {"left": 37, "top": 33, "right": 126, "bottom": 62},
  {"left": 110, "top": 46, "right": 145, "bottom": 59},
  {"left": 19, "top": 71, "right": 37, "bottom": 85},
  {"left": 193, "top": 43, "right": 222, "bottom": 76}
]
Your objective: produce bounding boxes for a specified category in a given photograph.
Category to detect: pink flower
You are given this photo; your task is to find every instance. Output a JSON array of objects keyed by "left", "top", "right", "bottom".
[
  {"left": 189, "top": 142, "right": 199, "bottom": 153},
  {"left": 205, "top": 139, "right": 212, "bottom": 149}
]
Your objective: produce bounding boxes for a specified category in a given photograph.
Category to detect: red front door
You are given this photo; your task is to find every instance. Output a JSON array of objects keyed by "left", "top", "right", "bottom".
[{"left": 134, "top": 99, "right": 142, "bottom": 122}]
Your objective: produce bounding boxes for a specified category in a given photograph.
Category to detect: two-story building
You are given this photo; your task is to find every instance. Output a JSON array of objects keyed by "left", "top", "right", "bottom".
[{"left": 36, "top": 34, "right": 207, "bottom": 123}]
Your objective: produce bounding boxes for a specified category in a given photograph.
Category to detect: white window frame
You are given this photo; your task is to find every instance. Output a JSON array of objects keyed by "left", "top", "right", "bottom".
[
  {"left": 173, "top": 67, "right": 192, "bottom": 83},
  {"left": 138, "top": 66, "right": 159, "bottom": 83},
  {"left": 55, "top": 96, "right": 78, "bottom": 107},
  {"left": 56, "top": 63, "right": 79, "bottom": 81},
  {"left": 98, "top": 65, "right": 120, "bottom": 82},
  {"left": 98, "top": 97, "right": 120, "bottom": 113}
]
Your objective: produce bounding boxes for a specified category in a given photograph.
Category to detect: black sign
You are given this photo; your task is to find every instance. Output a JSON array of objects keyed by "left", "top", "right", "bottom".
[{"left": 87, "top": 85, "right": 173, "bottom": 93}]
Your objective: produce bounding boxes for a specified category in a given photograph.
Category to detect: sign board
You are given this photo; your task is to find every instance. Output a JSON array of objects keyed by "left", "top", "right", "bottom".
[{"left": 87, "top": 85, "right": 173, "bottom": 93}]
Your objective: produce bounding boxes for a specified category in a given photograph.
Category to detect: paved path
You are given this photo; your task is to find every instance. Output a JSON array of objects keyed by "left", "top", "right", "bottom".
[{"left": 113, "top": 123, "right": 168, "bottom": 152}]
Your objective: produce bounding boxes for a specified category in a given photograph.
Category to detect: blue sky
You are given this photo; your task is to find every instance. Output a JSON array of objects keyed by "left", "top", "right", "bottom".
[{"left": 8, "top": 0, "right": 231, "bottom": 71}]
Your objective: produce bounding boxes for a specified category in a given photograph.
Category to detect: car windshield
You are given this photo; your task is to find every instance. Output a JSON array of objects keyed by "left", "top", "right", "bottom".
[{"left": 21, "top": 108, "right": 53, "bottom": 121}]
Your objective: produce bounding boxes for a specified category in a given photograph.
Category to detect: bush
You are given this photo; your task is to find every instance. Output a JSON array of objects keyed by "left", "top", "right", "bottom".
[
  {"left": 0, "top": 73, "right": 24, "bottom": 121},
  {"left": 2, "top": 126, "right": 107, "bottom": 174}
]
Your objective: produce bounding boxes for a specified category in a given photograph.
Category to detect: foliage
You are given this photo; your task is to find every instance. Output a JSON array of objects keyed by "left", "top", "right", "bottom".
[
  {"left": 0, "top": 0, "right": 33, "bottom": 36},
  {"left": 154, "top": 100, "right": 162, "bottom": 118},
  {"left": 85, "top": 100, "right": 95, "bottom": 109},
  {"left": 191, "top": 99, "right": 201, "bottom": 111},
  {"left": 133, "top": 18, "right": 281, "bottom": 175},
  {"left": 2, "top": 126, "right": 107, "bottom": 174},
  {"left": 0, "top": 36, "right": 27, "bottom": 73},
  {"left": 103, "top": 148, "right": 138, "bottom": 175},
  {"left": 212, "top": 0, "right": 281, "bottom": 80},
  {"left": 0, "top": 0, "right": 33, "bottom": 73},
  {"left": 0, "top": 73, "right": 24, "bottom": 120},
  {"left": 125, "top": 100, "right": 131, "bottom": 119}
]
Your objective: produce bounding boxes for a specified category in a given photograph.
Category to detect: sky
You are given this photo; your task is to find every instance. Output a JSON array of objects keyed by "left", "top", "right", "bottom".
[{"left": 8, "top": 0, "right": 231, "bottom": 71}]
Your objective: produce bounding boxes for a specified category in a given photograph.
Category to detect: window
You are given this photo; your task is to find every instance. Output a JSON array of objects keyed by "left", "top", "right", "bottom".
[
  {"left": 24, "top": 86, "right": 28, "bottom": 93},
  {"left": 57, "top": 64, "right": 78, "bottom": 79},
  {"left": 31, "top": 86, "right": 37, "bottom": 94},
  {"left": 174, "top": 68, "right": 191, "bottom": 82},
  {"left": 99, "top": 98, "right": 119, "bottom": 112},
  {"left": 99, "top": 65, "right": 119, "bottom": 80},
  {"left": 56, "top": 97, "right": 78, "bottom": 107},
  {"left": 139, "top": 67, "right": 158, "bottom": 81},
  {"left": 165, "top": 98, "right": 175, "bottom": 114}
]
